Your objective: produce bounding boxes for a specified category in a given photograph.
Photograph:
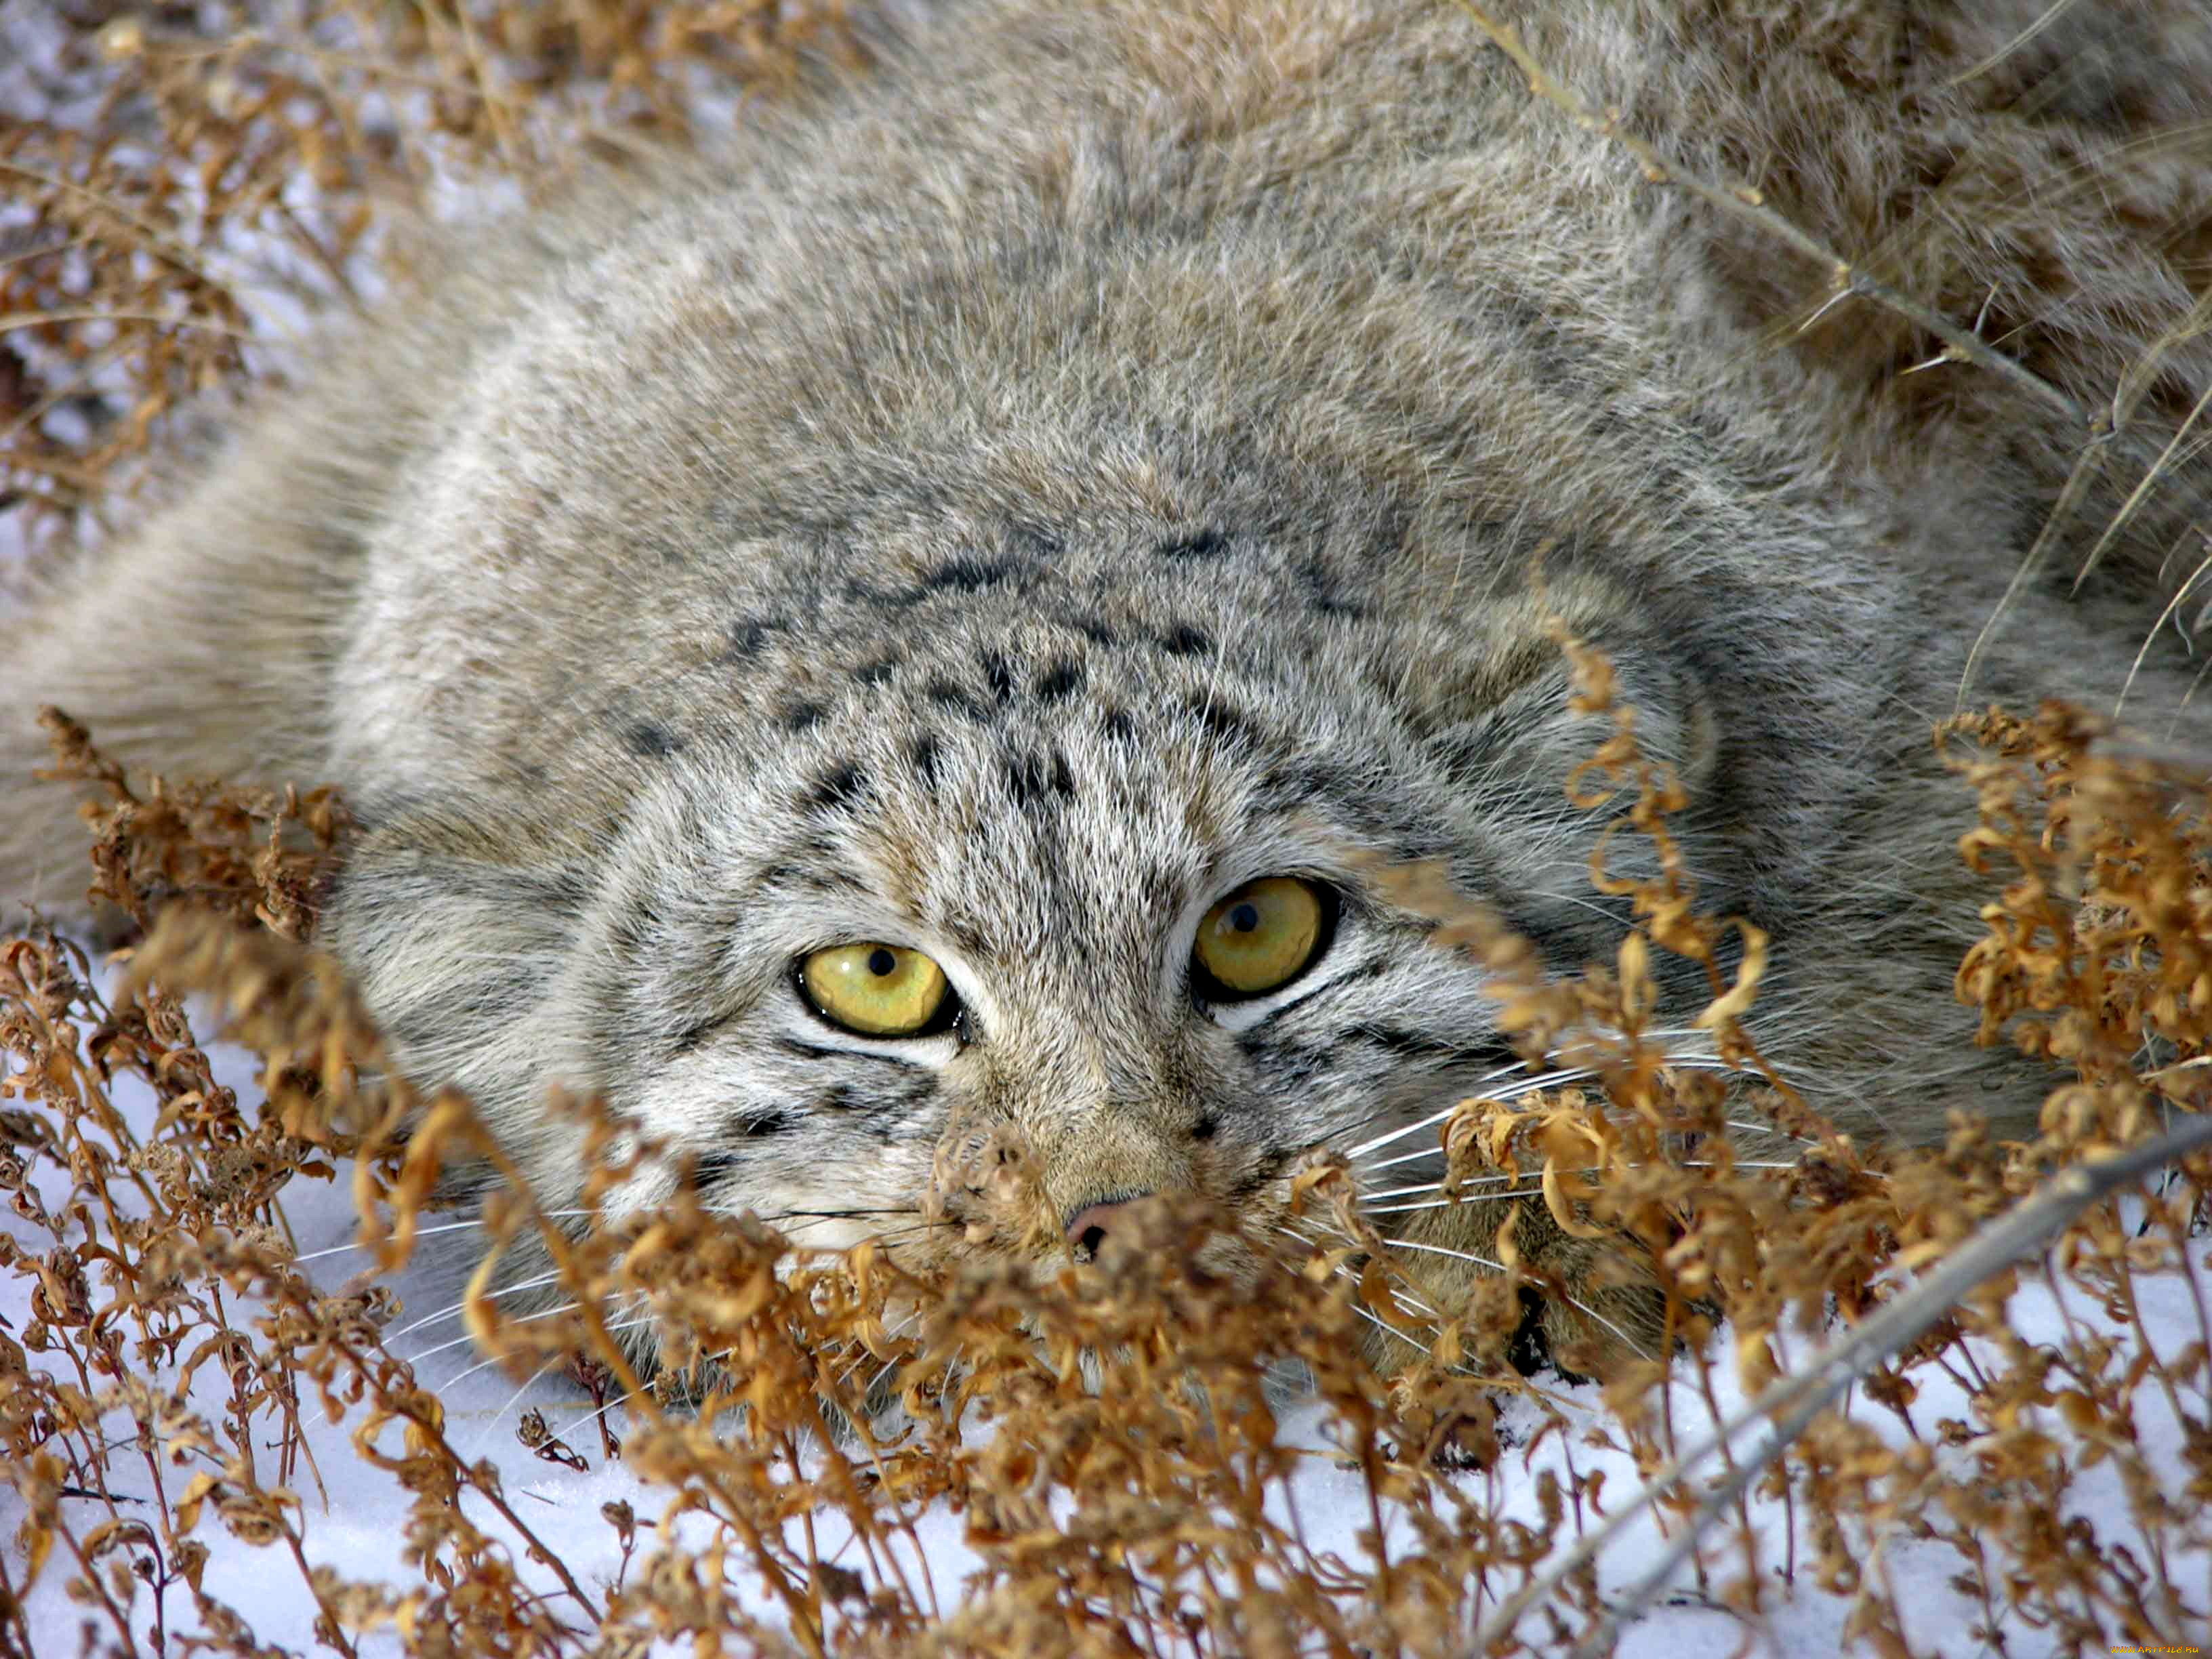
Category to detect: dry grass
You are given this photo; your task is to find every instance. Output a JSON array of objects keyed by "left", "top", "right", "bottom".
[
  {"left": 5, "top": 3, "right": 2212, "bottom": 1656},
  {"left": 1, "top": 0, "right": 859, "bottom": 575},
  {"left": 8, "top": 647, "right": 2212, "bottom": 1655}
]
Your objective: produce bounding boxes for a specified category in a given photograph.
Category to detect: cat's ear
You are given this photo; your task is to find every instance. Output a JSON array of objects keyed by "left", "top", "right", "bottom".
[
  {"left": 323, "top": 800, "right": 596, "bottom": 1109},
  {"left": 1398, "top": 577, "right": 1722, "bottom": 803}
]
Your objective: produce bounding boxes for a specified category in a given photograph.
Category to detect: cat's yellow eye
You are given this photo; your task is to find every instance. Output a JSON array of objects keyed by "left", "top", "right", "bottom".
[
  {"left": 800, "top": 943, "right": 951, "bottom": 1036},
  {"left": 1193, "top": 877, "right": 1328, "bottom": 999}
]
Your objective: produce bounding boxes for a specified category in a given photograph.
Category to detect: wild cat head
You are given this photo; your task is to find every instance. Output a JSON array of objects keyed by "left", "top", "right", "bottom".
[
  {"left": 327, "top": 469, "right": 1803, "bottom": 1333},
  {"left": 314, "top": 60, "right": 1875, "bottom": 1330}
]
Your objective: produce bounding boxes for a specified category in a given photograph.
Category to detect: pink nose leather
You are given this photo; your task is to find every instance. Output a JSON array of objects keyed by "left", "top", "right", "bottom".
[{"left": 1066, "top": 1195, "right": 1149, "bottom": 1257}]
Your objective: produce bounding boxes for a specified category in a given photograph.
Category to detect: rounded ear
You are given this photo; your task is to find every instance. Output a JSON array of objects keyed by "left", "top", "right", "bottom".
[
  {"left": 323, "top": 799, "right": 596, "bottom": 1115},
  {"left": 1399, "top": 579, "right": 1722, "bottom": 803}
]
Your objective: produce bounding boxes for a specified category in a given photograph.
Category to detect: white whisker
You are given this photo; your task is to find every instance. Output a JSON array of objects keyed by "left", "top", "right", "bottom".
[
  {"left": 398, "top": 1298, "right": 606, "bottom": 1368},
  {"left": 1358, "top": 1157, "right": 1804, "bottom": 1207},
  {"left": 285, "top": 1211, "right": 602, "bottom": 1266},
  {"left": 388, "top": 1267, "right": 569, "bottom": 1342},
  {"left": 1339, "top": 1067, "right": 1601, "bottom": 1161},
  {"left": 1345, "top": 1053, "right": 1765, "bottom": 1168},
  {"left": 1292, "top": 1221, "right": 1656, "bottom": 1363},
  {"left": 1361, "top": 1192, "right": 1549, "bottom": 1215},
  {"left": 544, "top": 1382, "right": 647, "bottom": 1452},
  {"left": 470, "top": 1359, "right": 564, "bottom": 1456}
]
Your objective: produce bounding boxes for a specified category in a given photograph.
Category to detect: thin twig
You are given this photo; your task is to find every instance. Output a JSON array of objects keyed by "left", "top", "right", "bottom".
[
  {"left": 1447, "top": 0, "right": 2083, "bottom": 427},
  {"left": 1473, "top": 1112, "right": 2212, "bottom": 1655}
]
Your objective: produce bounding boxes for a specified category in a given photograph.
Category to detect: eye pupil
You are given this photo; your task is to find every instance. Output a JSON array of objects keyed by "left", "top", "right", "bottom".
[
  {"left": 1192, "top": 877, "right": 1330, "bottom": 1001},
  {"left": 800, "top": 942, "right": 952, "bottom": 1036}
]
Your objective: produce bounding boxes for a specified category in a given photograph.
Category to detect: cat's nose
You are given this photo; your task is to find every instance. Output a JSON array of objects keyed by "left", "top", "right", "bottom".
[{"left": 1065, "top": 1193, "right": 1153, "bottom": 1259}]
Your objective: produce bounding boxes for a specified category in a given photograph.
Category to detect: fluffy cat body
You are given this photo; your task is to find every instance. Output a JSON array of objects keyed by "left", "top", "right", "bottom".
[{"left": 6, "top": 0, "right": 2212, "bottom": 1359}]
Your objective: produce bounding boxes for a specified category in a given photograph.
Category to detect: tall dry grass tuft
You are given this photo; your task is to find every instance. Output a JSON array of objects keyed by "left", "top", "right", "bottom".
[
  {"left": 1, "top": 1, "right": 859, "bottom": 575},
  {"left": 6, "top": 638, "right": 2212, "bottom": 1653}
]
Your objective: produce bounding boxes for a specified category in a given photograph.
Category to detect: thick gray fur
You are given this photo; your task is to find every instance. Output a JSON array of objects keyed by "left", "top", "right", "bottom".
[{"left": 5, "top": 0, "right": 2211, "bottom": 1349}]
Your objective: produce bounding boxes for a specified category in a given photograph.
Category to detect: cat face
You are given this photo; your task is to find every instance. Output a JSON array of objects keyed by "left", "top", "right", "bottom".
[
  {"left": 342, "top": 561, "right": 1739, "bottom": 1286},
  {"left": 606, "top": 655, "right": 1502, "bottom": 1264}
]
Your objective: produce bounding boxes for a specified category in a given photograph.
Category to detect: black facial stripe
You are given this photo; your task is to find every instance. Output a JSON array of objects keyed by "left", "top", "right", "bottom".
[
  {"left": 670, "top": 1015, "right": 732, "bottom": 1055},
  {"left": 626, "top": 720, "right": 682, "bottom": 758},
  {"left": 926, "top": 677, "right": 991, "bottom": 721},
  {"left": 724, "top": 615, "right": 792, "bottom": 659},
  {"left": 1033, "top": 659, "right": 1083, "bottom": 701},
  {"left": 1255, "top": 758, "right": 1372, "bottom": 814},
  {"left": 1185, "top": 695, "right": 1263, "bottom": 751},
  {"left": 754, "top": 861, "right": 844, "bottom": 895},
  {"left": 1233, "top": 1031, "right": 1331, "bottom": 1086},
  {"left": 1157, "top": 528, "right": 1229, "bottom": 559},
  {"left": 803, "top": 763, "right": 871, "bottom": 813},
  {"left": 774, "top": 1036, "right": 936, "bottom": 1069},
  {"left": 909, "top": 733, "right": 943, "bottom": 785},
  {"left": 1225, "top": 1148, "right": 1297, "bottom": 1202},
  {"left": 920, "top": 556, "right": 1015, "bottom": 594},
  {"left": 1005, "top": 747, "right": 1078, "bottom": 808},
  {"left": 1346, "top": 1026, "right": 1518, "bottom": 1065},
  {"left": 695, "top": 1107, "right": 792, "bottom": 1161}
]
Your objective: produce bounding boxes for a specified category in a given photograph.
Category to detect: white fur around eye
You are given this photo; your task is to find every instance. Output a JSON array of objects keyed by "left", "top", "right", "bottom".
[{"left": 780, "top": 992, "right": 966, "bottom": 1063}]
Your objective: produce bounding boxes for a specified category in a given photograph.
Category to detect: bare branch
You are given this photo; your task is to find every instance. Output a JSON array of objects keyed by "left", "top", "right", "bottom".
[
  {"left": 1473, "top": 1111, "right": 2212, "bottom": 1654},
  {"left": 1448, "top": 0, "right": 2085, "bottom": 426}
]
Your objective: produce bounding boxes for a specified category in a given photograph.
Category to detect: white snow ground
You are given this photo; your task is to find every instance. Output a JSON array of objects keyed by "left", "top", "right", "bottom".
[{"left": 5, "top": 1005, "right": 2210, "bottom": 1656}]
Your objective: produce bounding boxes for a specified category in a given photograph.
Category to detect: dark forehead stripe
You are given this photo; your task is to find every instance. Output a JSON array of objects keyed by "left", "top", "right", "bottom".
[
  {"left": 1156, "top": 527, "right": 1229, "bottom": 559},
  {"left": 626, "top": 720, "right": 682, "bottom": 758},
  {"left": 925, "top": 676, "right": 991, "bottom": 722},
  {"left": 920, "top": 556, "right": 1017, "bottom": 594},
  {"left": 1160, "top": 623, "right": 1214, "bottom": 657},
  {"left": 724, "top": 615, "right": 792, "bottom": 659},
  {"left": 1033, "top": 659, "right": 1083, "bottom": 701},
  {"left": 1256, "top": 756, "right": 1370, "bottom": 811},
  {"left": 802, "top": 762, "right": 872, "bottom": 813},
  {"left": 1004, "top": 745, "right": 1078, "bottom": 808},
  {"left": 754, "top": 859, "right": 844, "bottom": 894},
  {"left": 1183, "top": 693, "right": 1267, "bottom": 752}
]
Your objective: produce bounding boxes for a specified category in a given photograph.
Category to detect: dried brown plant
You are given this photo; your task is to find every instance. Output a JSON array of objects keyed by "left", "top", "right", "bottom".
[{"left": 5, "top": 3, "right": 2212, "bottom": 1656}]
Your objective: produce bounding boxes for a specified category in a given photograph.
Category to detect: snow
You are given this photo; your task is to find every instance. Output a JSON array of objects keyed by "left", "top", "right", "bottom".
[{"left": 5, "top": 998, "right": 2209, "bottom": 1654}]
